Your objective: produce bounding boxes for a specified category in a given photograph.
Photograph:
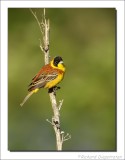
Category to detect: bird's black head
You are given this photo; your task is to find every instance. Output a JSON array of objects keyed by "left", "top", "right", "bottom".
[{"left": 53, "top": 56, "right": 63, "bottom": 67}]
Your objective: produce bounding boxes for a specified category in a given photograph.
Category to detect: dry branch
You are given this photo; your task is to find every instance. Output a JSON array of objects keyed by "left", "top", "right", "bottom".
[{"left": 30, "top": 8, "right": 71, "bottom": 150}]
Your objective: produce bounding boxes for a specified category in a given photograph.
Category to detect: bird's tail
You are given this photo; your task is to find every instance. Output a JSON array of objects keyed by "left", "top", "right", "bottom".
[{"left": 20, "top": 91, "right": 34, "bottom": 107}]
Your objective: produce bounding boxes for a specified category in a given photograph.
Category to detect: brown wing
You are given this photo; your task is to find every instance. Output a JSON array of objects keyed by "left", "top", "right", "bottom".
[{"left": 28, "top": 65, "right": 58, "bottom": 91}]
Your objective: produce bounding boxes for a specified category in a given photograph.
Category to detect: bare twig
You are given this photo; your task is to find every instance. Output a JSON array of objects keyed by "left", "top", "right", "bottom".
[
  {"left": 29, "top": 8, "right": 43, "bottom": 34},
  {"left": 63, "top": 133, "right": 71, "bottom": 142},
  {"left": 58, "top": 99, "right": 64, "bottom": 110},
  {"left": 30, "top": 8, "right": 71, "bottom": 150},
  {"left": 46, "top": 119, "right": 53, "bottom": 125},
  {"left": 30, "top": 8, "right": 49, "bottom": 64}
]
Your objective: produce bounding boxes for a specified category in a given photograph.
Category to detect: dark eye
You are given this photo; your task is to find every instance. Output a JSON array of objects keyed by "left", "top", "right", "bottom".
[
  {"left": 54, "top": 60, "right": 58, "bottom": 66},
  {"left": 53, "top": 56, "right": 63, "bottom": 67}
]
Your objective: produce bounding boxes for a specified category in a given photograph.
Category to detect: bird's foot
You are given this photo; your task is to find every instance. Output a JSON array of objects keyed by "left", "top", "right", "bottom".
[{"left": 48, "top": 86, "right": 61, "bottom": 95}]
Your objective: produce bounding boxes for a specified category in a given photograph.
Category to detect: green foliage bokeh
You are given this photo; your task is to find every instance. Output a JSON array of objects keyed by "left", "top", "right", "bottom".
[{"left": 8, "top": 8, "right": 116, "bottom": 151}]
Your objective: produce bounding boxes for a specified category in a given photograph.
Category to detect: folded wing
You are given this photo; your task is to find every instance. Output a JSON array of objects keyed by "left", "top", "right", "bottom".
[{"left": 28, "top": 71, "right": 58, "bottom": 91}]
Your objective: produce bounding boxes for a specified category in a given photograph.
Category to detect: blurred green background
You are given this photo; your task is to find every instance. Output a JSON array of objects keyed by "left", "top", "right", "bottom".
[{"left": 8, "top": 8, "right": 116, "bottom": 151}]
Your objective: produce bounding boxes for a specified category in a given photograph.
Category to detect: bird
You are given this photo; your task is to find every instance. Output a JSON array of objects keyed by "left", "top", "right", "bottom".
[{"left": 20, "top": 56, "right": 65, "bottom": 107}]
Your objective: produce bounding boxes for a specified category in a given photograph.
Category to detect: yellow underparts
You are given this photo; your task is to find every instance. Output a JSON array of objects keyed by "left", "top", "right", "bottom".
[
  {"left": 32, "top": 60, "right": 65, "bottom": 91},
  {"left": 32, "top": 73, "right": 64, "bottom": 92},
  {"left": 44, "top": 73, "right": 64, "bottom": 89}
]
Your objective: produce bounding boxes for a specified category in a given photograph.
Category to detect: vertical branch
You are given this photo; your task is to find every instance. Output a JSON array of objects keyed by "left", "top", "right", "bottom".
[
  {"left": 42, "top": 9, "right": 64, "bottom": 150},
  {"left": 30, "top": 8, "right": 71, "bottom": 150},
  {"left": 30, "top": 8, "right": 49, "bottom": 64},
  {"left": 42, "top": 8, "right": 50, "bottom": 65},
  {"left": 49, "top": 92, "right": 62, "bottom": 150}
]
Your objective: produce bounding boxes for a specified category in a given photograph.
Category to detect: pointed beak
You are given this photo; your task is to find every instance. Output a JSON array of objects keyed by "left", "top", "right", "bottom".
[{"left": 59, "top": 61, "right": 64, "bottom": 64}]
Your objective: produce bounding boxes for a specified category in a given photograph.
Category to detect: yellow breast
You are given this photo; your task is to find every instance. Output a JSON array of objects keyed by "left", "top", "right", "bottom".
[{"left": 44, "top": 73, "right": 64, "bottom": 89}]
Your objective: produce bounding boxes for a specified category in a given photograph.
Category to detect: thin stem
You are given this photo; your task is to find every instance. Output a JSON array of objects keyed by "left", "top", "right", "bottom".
[{"left": 30, "top": 8, "right": 71, "bottom": 150}]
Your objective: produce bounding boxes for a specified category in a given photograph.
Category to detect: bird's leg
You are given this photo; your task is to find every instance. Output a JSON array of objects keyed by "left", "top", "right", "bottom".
[
  {"left": 48, "top": 86, "right": 61, "bottom": 95},
  {"left": 55, "top": 86, "right": 61, "bottom": 90},
  {"left": 48, "top": 87, "right": 53, "bottom": 93}
]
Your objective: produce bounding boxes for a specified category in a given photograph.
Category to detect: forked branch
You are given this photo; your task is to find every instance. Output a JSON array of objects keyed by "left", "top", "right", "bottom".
[{"left": 30, "top": 8, "right": 71, "bottom": 150}]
